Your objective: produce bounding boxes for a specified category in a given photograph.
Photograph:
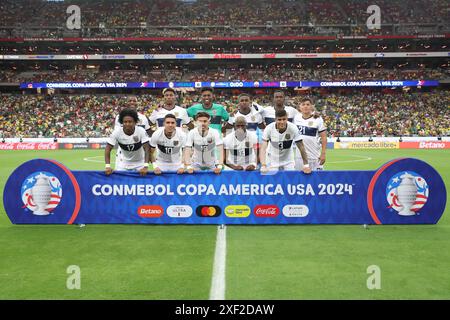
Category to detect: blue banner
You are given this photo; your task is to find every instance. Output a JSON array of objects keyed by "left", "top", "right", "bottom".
[
  {"left": 20, "top": 80, "right": 439, "bottom": 89},
  {"left": 3, "top": 158, "right": 446, "bottom": 225}
]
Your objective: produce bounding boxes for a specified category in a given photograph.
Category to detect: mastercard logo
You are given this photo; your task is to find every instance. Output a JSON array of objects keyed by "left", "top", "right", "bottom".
[{"left": 196, "top": 205, "right": 221, "bottom": 217}]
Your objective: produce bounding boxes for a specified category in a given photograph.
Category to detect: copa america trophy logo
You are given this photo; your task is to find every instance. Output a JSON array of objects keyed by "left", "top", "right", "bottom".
[
  {"left": 386, "top": 171, "right": 429, "bottom": 216},
  {"left": 21, "top": 171, "right": 62, "bottom": 216}
]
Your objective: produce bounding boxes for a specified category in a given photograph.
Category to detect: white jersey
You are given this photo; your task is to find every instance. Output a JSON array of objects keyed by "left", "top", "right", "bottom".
[
  {"left": 223, "top": 130, "right": 258, "bottom": 167},
  {"left": 228, "top": 109, "right": 263, "bottom": 131},
  {"left": 262, "top": 122, "right": 302, "bottom": 167},
  {"left": 186, "top": 128, "right": 223, "bottom": 167},
  {"left": 149, "top": 105, "right": 190, "bottom": 128},
  {"left": 260, "top": 106, "right": 298, "bottom": 125},
  {"left": 294, "top": 114, "right": 327, "bottom": 160},
  {"left": 150, "top": 127, "right": 186, "bottom": 165},
  {"left": 107, "top": 126, "right": 149, "bottom": 168},
  {"left": 114, "top": 113, "right": 150, "bottom": 131}
]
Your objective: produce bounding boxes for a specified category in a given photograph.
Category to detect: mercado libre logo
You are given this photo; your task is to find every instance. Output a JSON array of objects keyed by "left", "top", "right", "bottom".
[
  {"left": 21, "top": 171, "right": 62, "bottom": 216},
  {"left": 386, "top": 171, "right": 429, "bottom": 216}
]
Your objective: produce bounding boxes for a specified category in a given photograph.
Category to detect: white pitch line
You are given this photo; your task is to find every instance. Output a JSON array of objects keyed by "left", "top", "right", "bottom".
[
  {"left": 83, "top": 155, "right": 116, "bottom": 164},
  {"left": 83, "top": 156, "right": 104, "bottom": 163},
  {"left": 327, "top": 155, "right": 372, "bottom": 164},
  {"left": 209, "top": 224, "right": 227, "bottom": 300}
]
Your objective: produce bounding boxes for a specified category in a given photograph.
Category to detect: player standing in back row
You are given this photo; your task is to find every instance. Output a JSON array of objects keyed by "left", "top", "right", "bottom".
[
  {"left": 259, "top": 90, "right": 298, "bottom": 125},
  {"left": 148, "top": 88, "right": 193, "bottom": 134},
  {"left": 187, "top": 87, "right": 229, "bottom": 134}
]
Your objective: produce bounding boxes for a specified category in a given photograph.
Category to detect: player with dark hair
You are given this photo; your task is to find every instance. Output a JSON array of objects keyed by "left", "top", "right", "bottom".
[
  {"left": 149, "top": 113, "right": 187, "bottom": 175},
  {"left": 187, "top": 87, "right": 229, "bottom": 134},
  {"left": 224, "top": 93, "right": 265, "bottom": 135},
  {"left": 183, "top": 111, "right": 224, "bottom": 174},
  {"left": 260, "top": 109, "right": 311, "bottom": 173},
  {"left": 259, "top": 90, "right": 298, "bottom": 125},
  {"left": 149, "top": 88, "right": 193, "bottom": 135},
  {"left": 113, "top": 97, "right": 151, "bottom": 135},
  {"left": 105, "top": 108, "right": 151, "bottom": 176},
  {"left": 294, "top": 97, "right": 327, "bottom": 171}
]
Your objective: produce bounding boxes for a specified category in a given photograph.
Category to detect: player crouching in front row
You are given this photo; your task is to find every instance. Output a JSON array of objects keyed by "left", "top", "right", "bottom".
[
  {"left": 105, "top": 108, "right": 151, "bottom": 176},
  {"left": 223, "top": 116, "right": 258, "bottom": 171},
  {"left": 260, "top": 109, "right": 312, "bottom": 174},
  {"left": 149, "top": 114, "right": 187, "bottom": 175},
  {"left": 183, "top": 112, "right": 224, "bottom": 174}
]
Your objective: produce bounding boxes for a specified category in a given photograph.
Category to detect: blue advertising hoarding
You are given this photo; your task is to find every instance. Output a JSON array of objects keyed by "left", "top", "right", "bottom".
[
  {"left": 20, "top": 80, "right": 439, "bottom": 89},
  {"left": 3, "top": 158, "right": 446, "bottom": 225}
]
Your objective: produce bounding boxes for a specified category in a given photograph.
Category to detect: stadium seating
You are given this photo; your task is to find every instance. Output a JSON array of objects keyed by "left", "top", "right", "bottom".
[
  {"left": 1, "top": 91, "right": 448, "bottom": 138},
  {"left": 0, "top": 0, "right": 448, "bottom": 37}
]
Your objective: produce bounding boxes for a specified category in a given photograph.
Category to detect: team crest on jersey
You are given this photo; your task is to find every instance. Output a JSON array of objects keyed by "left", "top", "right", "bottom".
[
  {"left": 245, "top": 141, "right": 250, "bottom": 148},
  {"left": 285, "top": 134, "right": 291, "bottom": 140},
  {"left": 174, "top": 112, "right": 179, "bottom": 117},
  {"left": 212, "top": 110, "right": 217, "bottom": 116},
  {"left": 251, "top": 116, "right": 256, "bottom": 121},
  {"left": 207, "top": 137, "right": 213, "bottom": 144},
  {"left": 309, "top": 121, "right": 314, "bottom": 126},
  {"left": 173, "top": 140, "right": 179, "bottom": 146}
]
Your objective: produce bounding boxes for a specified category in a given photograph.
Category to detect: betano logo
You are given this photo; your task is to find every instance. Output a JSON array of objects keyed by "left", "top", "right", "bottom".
[
  {"left": 253, "top": 205, "right": 280, "bottom": 217},
  {"left": 196, "top": 205, "right": 221, "bottom": 217},
  {"left": 225, "top": 205, "right": 251, "bottom": 218},
  {"left": 137, "top": 205, "right": 164, "bottom": 218}
]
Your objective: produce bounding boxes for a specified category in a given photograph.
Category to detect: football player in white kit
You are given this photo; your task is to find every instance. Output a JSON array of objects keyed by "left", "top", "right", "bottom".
[
  {"left": 149, "top": 114, "right": 187, "bottom": 175},
  {"left": 223, "top": 116, "right": 258, "bottom": 171},
  {"left": 105, "top": 108, "right": 151, "bottom": 176},
  {"left": 148, "top": 88, "right": 193, "bottom": 133},
  {"left": 183, "top": 112, "right": 224, "bottom": 174},
  {"left": 260, "top": 109, "right": 311, "bottom": 173},
  {"left": 224, "top": 93, "right": 265, "bottom": 134},
  {"left": 113, "top": 96, "right": 151, "bottom": 135},
  {"left": 113, "top": 97, "right": 151, "bottom": 168},
  {"left": 294, "top": 98, "right": 327, "bottom": 171},
  {"left": 259, "top": 90, "right": 298, "bottom": 125}
]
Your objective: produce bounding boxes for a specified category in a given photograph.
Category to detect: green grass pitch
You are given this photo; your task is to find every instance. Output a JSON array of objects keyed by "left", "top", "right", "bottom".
[{"left": 0, "top": 149, "right": 449, "bottom": 299}]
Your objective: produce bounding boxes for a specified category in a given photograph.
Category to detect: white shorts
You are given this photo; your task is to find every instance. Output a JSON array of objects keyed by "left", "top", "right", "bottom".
[
  {"left": 154, "top": 162, "right": 184, "bottom": 172},
  {"left": 295, "top": 158, "right": 324, "bottom": 171},
  {"left": 115, "top": 163, "right": 145, "bottom": 171},
  {"left": 267, "top": 161, "right": 295, "bottom": 171},
  {"left": 191, "top": 163, "right": 216, "bottom": 171}
]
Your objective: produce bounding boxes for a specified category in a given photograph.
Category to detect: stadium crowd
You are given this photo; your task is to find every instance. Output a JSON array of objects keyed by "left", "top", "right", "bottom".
[
  {"left": 1, "top": 67, "right": 448, "bottom": 83},
  {"left": 0, "top": 90, "right": 448, "bottom": 139},
  {"left": 0, "top": 0, "right": 448, "bottom": 38},
  {"left": 1, "top": 40, "right": 447, "bottom": 55}
]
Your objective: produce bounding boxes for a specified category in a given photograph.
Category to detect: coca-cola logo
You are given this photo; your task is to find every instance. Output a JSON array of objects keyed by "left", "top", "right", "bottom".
[
  {"left": 254, "top": 205, "right": 280, "bottom": 217},
  {"left": 419, "top": 142, "right": 446, "bottom": 149},
  {"left": 16, "top": 143, "right": 36, "bottom": 150},
  {"left": 38, "top": 143, "right": 58, "bottom": 150},
  {"left": 0, "top": 143, "right": 14, "bottom": 150},
  {"left": 0, "top": 142, "right": 58, "bottom": 150}
]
